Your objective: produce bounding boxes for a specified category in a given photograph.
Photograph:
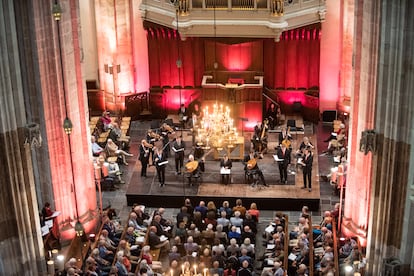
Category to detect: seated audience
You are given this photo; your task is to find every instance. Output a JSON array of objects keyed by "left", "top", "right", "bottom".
[{"left": 105, "top": 138, "right": 133, "bottom": 165}]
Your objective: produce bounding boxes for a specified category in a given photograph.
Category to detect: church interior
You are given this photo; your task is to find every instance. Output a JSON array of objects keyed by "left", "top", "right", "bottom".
[{"left": 0, "top": 0, "right": 413, "bottom": 275}]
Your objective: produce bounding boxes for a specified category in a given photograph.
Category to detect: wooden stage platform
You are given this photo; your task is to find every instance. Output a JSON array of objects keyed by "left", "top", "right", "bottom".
[{"left": 126, "top": 121, "right": 321, "bottom": 211}]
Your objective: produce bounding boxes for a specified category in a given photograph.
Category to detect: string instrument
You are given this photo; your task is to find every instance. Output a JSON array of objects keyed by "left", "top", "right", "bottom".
[
  {"left": 282, "top": 138, "right": 292, "bottom": 149},
  {"left": 142, "top": 140, "right": 154, "bottom": 149},
  {"left": 161, "top": 123, "right": 175, "bottom": 134},
  {"left": 257, "top": 119, "right": 269, "bottom": 157},
  {"left": 185, "top": 160, "right": 199, "bottom": 173},
  {"left": 247, "top": 157, "right": 258, "bottom": 170},
  {"left": 148, "top": 130, "right": 161, "bottom": 140}
]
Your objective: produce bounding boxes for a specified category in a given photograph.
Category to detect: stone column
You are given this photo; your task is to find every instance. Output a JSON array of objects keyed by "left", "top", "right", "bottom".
[
  {"left": 95, "top": 0, "right": 134, "bottom": 112},
  {"left": 342, "top": 0, "right": 378, "bottom": 246},
  {"left": 0, "top": 1, "right": 47, "bottom": 275},
  {"left": 366, "top": 0, "right": 414, "bottom": 274}
]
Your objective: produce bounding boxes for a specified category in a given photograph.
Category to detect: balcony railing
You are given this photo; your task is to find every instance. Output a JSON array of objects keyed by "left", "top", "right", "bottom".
[{"left": 141, "top": 0, "right": 326, "bottom": 38}]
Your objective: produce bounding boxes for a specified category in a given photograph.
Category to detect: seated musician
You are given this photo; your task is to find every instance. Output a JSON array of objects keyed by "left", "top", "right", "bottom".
[
  {"left": 296, "top": 136, "right": 314, "bottom": 157},
  {"left": 185, "top": 154, "right": 201, "bottom": 186},
  {"left": 324, "top": 123, "right": 346, "bottom": 142},
  {"left": 265, "top": 102, "right": 281, "bottom": 130},
  {"left": 220, "top": 154, "right": 232, "bottom": 185},
  {"left": 243, "top": 151, "right": 268, "bottom": 187}
]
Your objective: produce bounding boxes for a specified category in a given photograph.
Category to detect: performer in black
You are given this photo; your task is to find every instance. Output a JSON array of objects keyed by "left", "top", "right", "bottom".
[
  {"left": 178, "top": 103, "right": 189, "bottom": 129},
  {"left": 276, "top": 143, "right": 291, "bottom": 184},
  {"left": 139, "top": 139, "right": 151, "bottom": 177},
  {"left": 300, "top": 147, "right": 313, "bottom": 192},
  {"left": 251, "top": 121, "right": 268, "bottom": 157},
  {"left": 153, "top": 147, "right": 167, "bottom": 187},
  {"left": 160, "top": 123, "right": 174, "bottom": 158},
  {"left": 172, "top": 135, "right": 185, "bottom": 175},
  {"left": 185, "top": 154, "right": 201, "bottom": 186},
  {"left": 265, "top": 102, "right": 281, "bottom": 129},
  {"left": 220, "top": 154, "right": 232, "bottom": 185}
]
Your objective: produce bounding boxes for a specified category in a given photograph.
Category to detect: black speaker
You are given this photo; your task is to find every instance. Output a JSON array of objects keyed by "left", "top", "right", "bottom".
[
  {"left": 287, "top": 119, "right": 296, "bottom": 128},
  {"left": 322, "top": 110, "right": 337, "bottom": 123},
  {"left": 293, "top": 101, "right": 302, "bottom": 112}
]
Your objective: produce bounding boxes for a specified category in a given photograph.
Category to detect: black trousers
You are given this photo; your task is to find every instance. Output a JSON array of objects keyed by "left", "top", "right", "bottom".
[
  {"left": 278, "top": 163, "right": 288, "bottom": 182},
  {"left": 303, "top": 169, "right": 312, "bottom": 188}
]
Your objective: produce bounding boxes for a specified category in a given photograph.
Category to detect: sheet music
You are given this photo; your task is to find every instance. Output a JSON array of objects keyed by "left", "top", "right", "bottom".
[
  {"left": 273, "top": 155, "right": 284, "bottom": 162},
  {"left": 158, "top": 160, "right": 168, "bottom": 166},
  {"left": 220, "top": 167, "right": 231, "bottom": 175},
  {"left": 41, "top": 225, "right": 50, "bottom": 236}
]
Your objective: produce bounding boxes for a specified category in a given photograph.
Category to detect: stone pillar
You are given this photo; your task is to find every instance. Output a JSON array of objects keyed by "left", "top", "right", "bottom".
[
  {"left": 319, "top": 0, "right": 341, "bottom": 112},
  {"left": 365, "top": 0, "right": 414, "bottom": 274},
  {"left": 95, "top": 0, "right": 134, "bottom": 112},
  {"left": 0, "top": 1, "right": 47, "bottom": 275},
  {"left": 337, "top": 0, "right": 354, "bottom": 114},
  {"left": 35, "top": 0, "right": 98, "bottom": 239},
  {"left": 342, "top": 0, "right": 378, "bottom": 245}
]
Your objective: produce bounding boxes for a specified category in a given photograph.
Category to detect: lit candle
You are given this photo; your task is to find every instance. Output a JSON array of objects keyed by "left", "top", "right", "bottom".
[
  {"left": 52, "top": 249, "right": 58, "bottom": 260},
  {"left": 193, "top": 265, "right": 197, "bottom": 275},
  {"left": 182, "top": 265, "right": 185, "bottom": 275},
  {"left": 203, "top": 268, "right": 207, "bottom": 276},
  {"left": 56, "top": 255, "right": 65, "bottom": 272},
  {"left": 47, "top": 260, "right": 54, "bottom": 275},
  {"left": 171, "top": 269, "right": 174, "bottom": 276}
]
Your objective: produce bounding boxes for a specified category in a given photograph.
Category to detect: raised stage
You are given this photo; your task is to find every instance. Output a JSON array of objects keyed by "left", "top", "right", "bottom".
[{"left": 125, "top": 120, "right": 321, "bottom": 211}]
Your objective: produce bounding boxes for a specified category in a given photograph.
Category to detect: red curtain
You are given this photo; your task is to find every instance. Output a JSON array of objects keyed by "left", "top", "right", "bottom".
[
  {"left": 147, "top": 27, "right": 205, "bottom": 87},
  {"left": 264, "top": 29, "right": 320, "bottom": 89},
  {"left": 147, "top": 27, "right": 320, "bottom": 89}
]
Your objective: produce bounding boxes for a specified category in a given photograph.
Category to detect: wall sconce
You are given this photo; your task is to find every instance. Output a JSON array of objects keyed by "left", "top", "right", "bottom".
[
  {"left": 176, "top": 59, "right": 182, "bottom": 68},
  {"left": 63, "top": 117, "right": 73, "bottom": 135},
  {"left": 24, "top": 122, "right": 42, "bottom": 148},
  {"left": 359, "top": 129, "right": 376, "bottom": 155},
  {"left": 52, "top": 3, "right": 62, "bottom": 21},
  {"left": 104, "top": 64, "right": 121, "bottom": 75},
  {"left": 74, "top": 220, "right": 84, "bottom": 237}
]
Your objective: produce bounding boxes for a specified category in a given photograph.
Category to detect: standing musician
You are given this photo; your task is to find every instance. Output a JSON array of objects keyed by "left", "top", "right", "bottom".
[
  {"left": 172, "top": 135, "right": 185, "bottom": 175},
  {"left": 265, "top": 102, "right": 281, "bottom": 130},
  {"left": 299, "top": 147, "right": 313, "bottom": 192},
  {"left": 146, "top": 129, "right": 160, "bottom": 165},
  {"left": 178, "top": 104, "right": 189, "bottom": 129},
  {"left": 278, "top": 126, "right": 292, "bottom": 144},
  {"left": 251, "top": 120, "right": 269, "bottom": 158},
  {"left": 220, "top": 154, "right": 232, "bottom": 185},
  {"left": 276, "top": 143, "right": 291, "bottom": 184},
  {"left": 243, "top": 150, "right": 268, "bottom": 187},
  {"left": 153, "top": 147, "right": 168, "bottom": 187},
  {"left": 185, "top": 154, "right": 201, "bottom": 186},
  {"left": 160, "top": 123, "right": 175, "bottom": 158},
  {"left": 139, "top": 139, "right": 152, "bottom": 177}
]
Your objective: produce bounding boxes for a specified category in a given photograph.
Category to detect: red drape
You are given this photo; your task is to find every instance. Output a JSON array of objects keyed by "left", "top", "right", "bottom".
[{"left": 147, "top": 27, "right": 320, "bottom": 89}]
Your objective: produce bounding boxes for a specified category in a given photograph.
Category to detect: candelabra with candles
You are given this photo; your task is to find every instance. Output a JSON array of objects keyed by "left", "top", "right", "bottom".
[
  {"left": 194, "top": 104, "right": 238, "bottom": 151},
  {"left": 175, "top": 262, "right": 208, "bottom": 276}
]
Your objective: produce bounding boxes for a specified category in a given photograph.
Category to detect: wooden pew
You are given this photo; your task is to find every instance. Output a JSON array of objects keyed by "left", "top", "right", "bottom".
[{"left": 283, "top": 214, "right": 289, "bottom": 276}]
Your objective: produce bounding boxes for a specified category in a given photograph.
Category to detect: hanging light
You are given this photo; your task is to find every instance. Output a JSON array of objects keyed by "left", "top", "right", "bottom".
[
  {"left": 52, "top": 3, "right": 62, "bottom": 21},
  {"left": 63, "top": 117, "right": 73, "bottom": 135},
  {"left": 74, "top": 220, "right": 84, "bottom": 237}
]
